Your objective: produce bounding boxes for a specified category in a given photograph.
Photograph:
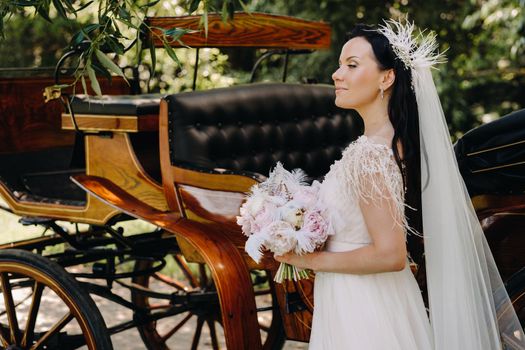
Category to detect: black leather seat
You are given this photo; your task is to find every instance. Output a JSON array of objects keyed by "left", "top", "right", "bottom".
[
  {"left": 69, "top": 94, "right": 162, "bottom": 115},
  {"left": 164, "top": 83, "right": 363, "bottom": 180},
  {"left": 455, "top": 108, "right": 525, "bottom": 196}
]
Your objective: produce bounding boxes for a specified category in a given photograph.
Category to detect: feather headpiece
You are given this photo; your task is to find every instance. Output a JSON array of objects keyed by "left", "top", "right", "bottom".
[{"left": 377, "top": 19, "right": 446, "bottom": 72}]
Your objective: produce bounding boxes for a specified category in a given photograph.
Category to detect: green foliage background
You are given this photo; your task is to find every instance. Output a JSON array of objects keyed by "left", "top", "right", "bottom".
[{"left": 1, "top": 0, "right": 524, "bottom": 137}]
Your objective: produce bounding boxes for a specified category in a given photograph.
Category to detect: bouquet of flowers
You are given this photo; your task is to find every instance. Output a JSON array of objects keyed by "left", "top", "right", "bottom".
[{"left": 236, "top": 162, "right": 332, "bottom": 283}]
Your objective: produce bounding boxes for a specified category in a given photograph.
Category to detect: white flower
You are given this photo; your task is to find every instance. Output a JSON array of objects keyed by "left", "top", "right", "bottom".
[
  {"left": 280, "top": 201, "right": 305, "bottom": 229},
  {"left": 264, "top": 221, "right": 297, "bottom": 256}
]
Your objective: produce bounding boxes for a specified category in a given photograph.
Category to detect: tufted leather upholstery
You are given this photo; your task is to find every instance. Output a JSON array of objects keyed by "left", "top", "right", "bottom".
[{"left": 164, "top": 83, "right": 363, "bottom": 180}]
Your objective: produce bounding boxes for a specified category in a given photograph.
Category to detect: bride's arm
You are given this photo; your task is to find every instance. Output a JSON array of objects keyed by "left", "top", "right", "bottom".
[{"left": 274, "top": 194, "right": 407, "bottom": 275}]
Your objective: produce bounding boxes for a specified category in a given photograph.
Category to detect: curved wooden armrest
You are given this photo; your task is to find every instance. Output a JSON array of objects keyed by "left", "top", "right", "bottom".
[{"left": 71, "top": 174, "right": 263, "bottom": 350}]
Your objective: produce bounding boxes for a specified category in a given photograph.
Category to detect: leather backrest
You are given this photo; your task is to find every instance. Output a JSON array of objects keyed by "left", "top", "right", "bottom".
[{"left": 164, "top": 83, "right": 362, "bottom": 179}]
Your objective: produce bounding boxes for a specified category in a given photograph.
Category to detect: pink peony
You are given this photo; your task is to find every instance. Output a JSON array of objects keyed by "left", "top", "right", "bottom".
[{"left": 302, "top": 210, "right": 329, "bottom": 244}]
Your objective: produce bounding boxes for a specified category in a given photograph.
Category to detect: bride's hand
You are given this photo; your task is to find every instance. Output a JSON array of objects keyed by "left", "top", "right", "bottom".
[{"left": 274, "top": 252, "right": 317, "bottom": 270}]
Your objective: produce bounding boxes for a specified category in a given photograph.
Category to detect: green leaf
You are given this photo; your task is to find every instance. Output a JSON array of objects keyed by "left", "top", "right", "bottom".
[
  {"left": 221, "top": 0, "right": 229, "bottom": 22},
  {"left": 52, "top": 0, "right": 67, "bottom": 18},
  {"left": 75, "top": 1, "right": 94, "bottom": 12},
  {"left": 12, "top": 1, "right": 40, "bottom": 6},
  {"left": 202, "top": 8, "right": 208, "bottom": 38},
  {"left": 162, "top": 40, "right": 181, "bottom": 67},
  {"left": 81, "top": 75, "right": 88, "bottom": 95},
  {"left": 118, "top": 7, "right": 130, "bottom": 20},
  {"left": 115, "top": 17, "right": 139, "bottom": 30},
  {"left": 36, "top": 2, "right": 52, "bottom": 23},
  {"left": 86, "top": 61, "right": 101, "bottom": 96},
  {"left": 83, "top": 23, "right": 101, "bottom": 33},
  {"left": 62, "top": 0, "right": 76, "bottom": 14},
  {"left": 188, "top": 0, "right": 200, "bottom": 14},
  {"left": 149, "top": 36, "right": 156, "bottom": 74},
  {"left": 237, "top": 0, "right": 250, "bottom": 14},
  {"left": 70, "top": 23, "right": 100, "bottom": 47},
  {"left": 92, "top": 60, "right": 112, "bottom": 82},
  {"left": 95, "top": 49, "right": 126, "bottom": 81},
  {"left": 164, "top": 27, "right": 191, "bottom": 41},
  {"left": 105, "top": 36, "right": 125, "bottom": 55},
  {"left": 140, "top": 0, "right": 160, "bottom": 8}
]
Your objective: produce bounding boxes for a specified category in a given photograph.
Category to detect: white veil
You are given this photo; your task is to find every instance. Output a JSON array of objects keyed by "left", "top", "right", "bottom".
[{"left": 379, "top": 20, "right": 525, "bottom": 349}]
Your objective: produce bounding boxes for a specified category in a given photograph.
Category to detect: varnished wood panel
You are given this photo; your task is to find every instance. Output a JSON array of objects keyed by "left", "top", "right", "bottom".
[
  {"left": 0, "top": 76, "right": 129, "bottom": 154},
  {"left": 146, "top": 12, "right": 331, "bottom": 49},
  {"left": 62, "top": 114, "right": 158, "bottom": 133},
  {"left": 85, "top": 133, "right": 168, "bottom": 212},
  {"left": 272, "top": 278, "right": 313, "bottom": 342}
]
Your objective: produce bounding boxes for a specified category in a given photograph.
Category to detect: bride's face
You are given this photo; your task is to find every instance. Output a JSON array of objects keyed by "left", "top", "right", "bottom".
[{"left": 332, "top": 37, "right": 384, "bottom": 109}]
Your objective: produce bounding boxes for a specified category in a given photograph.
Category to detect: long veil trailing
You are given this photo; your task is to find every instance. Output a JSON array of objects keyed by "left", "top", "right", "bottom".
[{"left": 380, "top": 21, "right": 525, "bottom": 349}]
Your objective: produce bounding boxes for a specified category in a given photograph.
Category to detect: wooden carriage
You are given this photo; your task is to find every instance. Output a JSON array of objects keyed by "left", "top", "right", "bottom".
[{"left": 0, "top": 11, "right": 524, "bottom": 350}]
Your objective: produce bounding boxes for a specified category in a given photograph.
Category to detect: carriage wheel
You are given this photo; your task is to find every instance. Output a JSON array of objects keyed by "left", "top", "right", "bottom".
[
  {"left": 0, "top": 249, "right": 113, "bottom": 350},
  {"left": 131, "top": 253, "right": 285, "bottom": 350}
]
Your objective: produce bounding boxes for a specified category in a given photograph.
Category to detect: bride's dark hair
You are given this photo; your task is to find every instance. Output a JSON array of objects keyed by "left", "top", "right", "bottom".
[{"left": 346, "top": 24, "right": 423, "bottom": 260}]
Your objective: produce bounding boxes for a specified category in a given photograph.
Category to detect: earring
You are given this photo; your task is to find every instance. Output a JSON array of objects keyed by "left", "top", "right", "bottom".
[{"left": 380, "top": 88, "right": 384, "bottom": 100}]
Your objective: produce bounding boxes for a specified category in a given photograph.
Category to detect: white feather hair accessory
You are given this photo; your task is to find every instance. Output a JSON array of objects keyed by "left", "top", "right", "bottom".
[{"left": 377, "top": 19, "right": 446, "bottom": 73}]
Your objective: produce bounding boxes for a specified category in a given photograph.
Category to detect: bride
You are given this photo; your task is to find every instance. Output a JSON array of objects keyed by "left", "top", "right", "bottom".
[{"left": 275, "top": 20, "right": 525, "bottom": 349}]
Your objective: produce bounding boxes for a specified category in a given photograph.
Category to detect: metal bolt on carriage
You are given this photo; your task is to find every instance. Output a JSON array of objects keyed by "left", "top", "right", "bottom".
[{"left": 0, "top": 12, "right": 524, "bottom": 350}]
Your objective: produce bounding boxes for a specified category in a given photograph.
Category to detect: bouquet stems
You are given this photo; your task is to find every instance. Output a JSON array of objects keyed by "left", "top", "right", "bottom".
[{"left": 274, "top": 262, "right": 310, "bottom": 283}]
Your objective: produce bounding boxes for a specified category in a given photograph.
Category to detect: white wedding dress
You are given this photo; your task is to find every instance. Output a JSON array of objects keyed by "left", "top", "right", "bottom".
[{"left": 309, "top": 135, "right": 434, "bottom": 349}]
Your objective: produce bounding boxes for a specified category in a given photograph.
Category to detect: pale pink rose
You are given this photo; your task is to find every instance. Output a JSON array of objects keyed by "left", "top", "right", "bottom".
[{"left": 302, "top": 210, "right": 329, "bottom": 244}]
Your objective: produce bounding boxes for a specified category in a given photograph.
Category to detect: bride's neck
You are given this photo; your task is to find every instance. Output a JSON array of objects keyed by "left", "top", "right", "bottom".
[{"left": 358, "top": 105, "right": 393, "bottom": 139}]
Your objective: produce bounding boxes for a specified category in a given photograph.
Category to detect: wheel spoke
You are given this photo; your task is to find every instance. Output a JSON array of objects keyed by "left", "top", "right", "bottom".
[
  {"left": 0, "top": 290, "right": 33, "bottom": 318},
  {"left": 161, "top": 312, "right": 193, "bottom": 342},
  {"left": 0, "top": 325, "right": 10, "bottom": 348},
  {"left": 206, "top": 318, "right": 220, "bottom": 350},
  {"left": 174, "top": 255, "right": 199, "bottom": 288},
  {"left": 148, "top": 303, "right": 172, "bottom": 311},
  {"left": 0, "top": 272, "right": 21, "bottom": 344},
  {"left": 30, "top": 311, "right": 74, "bottom": 350},
  {"left": 259, "top": 324, "right": 270, "bottom": 332},
  {"left": 21, "top": 281, "right": 44, "bottom": 348},
  {"left": 198, "top": 265, "right": 208, "bottom": 289},
  {"left": 190, "top": 317, "right": 205, "bottom": 350},
  {"left": 152, "top": 272, "right": 189, "bottom": 291}
]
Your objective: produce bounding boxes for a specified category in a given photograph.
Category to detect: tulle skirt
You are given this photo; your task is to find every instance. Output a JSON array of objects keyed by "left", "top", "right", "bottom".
[{"left": 309, "top": 241, "right": 434, "bottom": 350}]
